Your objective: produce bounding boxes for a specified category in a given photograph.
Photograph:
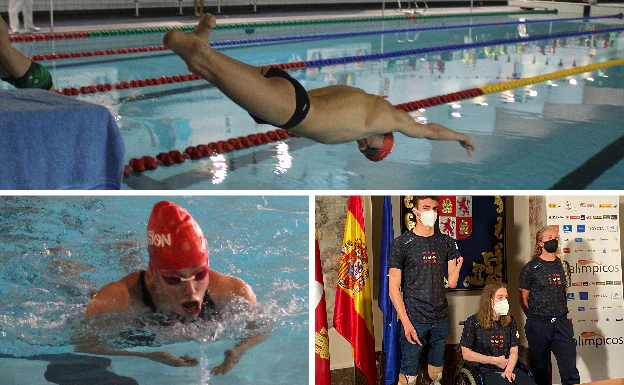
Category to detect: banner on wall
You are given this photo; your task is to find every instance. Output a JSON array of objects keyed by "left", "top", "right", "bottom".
[
  {"left": 546, "top": 196, "right": 623, "bottom": 382},
  {"left": 400, "top": 196, "right": 506, "bottom": 290}
]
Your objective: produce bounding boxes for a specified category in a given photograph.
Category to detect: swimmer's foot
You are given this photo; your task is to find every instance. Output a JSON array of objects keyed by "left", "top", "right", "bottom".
[{"left": 164, "top": 13, "right": 216, "bottom": 63}]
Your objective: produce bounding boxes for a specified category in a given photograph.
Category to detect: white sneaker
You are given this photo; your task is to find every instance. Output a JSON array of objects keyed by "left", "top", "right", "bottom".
[
  {"left": 9, "top": 28, "right": 20, "bottom": 34},
  {"left": 27, "top": 26, "right": 41, "bottom": 32}
]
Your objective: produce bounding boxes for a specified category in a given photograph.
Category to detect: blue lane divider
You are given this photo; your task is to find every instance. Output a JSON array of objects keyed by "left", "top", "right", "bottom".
[
  {"left": 211, "top": 14, "right": 624, "bottom": 48},
  {"left": 295, "top": 25, "right": 624, "bottom": 68}
]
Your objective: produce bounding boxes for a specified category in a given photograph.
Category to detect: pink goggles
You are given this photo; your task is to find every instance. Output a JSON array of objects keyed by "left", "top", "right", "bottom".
[{"left": 159, "top": 265, "right": 209, "bottom": 286}]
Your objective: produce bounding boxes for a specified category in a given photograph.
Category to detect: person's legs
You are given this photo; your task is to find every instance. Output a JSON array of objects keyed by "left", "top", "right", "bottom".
[
  {"left": 525, "top": 318, "right": 553, "bottom": 385},
  {"left": 22, "top": 0, "right": 38, "bottom": 31},
  {"left": 482, "top": 370, "right": 515, "bottom": 385},
  {"left": 513, "top": 367, "right": 538, "bottom": 385},
  {"left": 551, "top": 319, "right": 580, "bottom": 385},
  {"left": 164, "top": 14, "right": 301, "bottom": 128},
  {"left": 398, "top": 322, "right": 433, "bottom": 385},
  {"left": 7, "top": 0, "right": 22, "bottom": 32},
  {"left": 427, "top": 318, "right": 450, "bottom": 383},
  {"left": 0, "top": 16, "right": 32, "bottom": 78}
]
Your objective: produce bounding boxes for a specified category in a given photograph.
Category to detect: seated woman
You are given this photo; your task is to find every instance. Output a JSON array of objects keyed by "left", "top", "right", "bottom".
[{"left": 460, "top": 282, "right": 536, "bottom": 385}]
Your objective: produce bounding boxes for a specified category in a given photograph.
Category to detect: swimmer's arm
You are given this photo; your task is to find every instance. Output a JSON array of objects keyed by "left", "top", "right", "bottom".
[
  {"left": 76, "top": 343, "right": 199, "bottom": 367},
  {"left": 398, "top": 122, "right": 475, "bottom": 156},
  {"left": 85, "top": 281, "right": 131, "bottom": 318}
]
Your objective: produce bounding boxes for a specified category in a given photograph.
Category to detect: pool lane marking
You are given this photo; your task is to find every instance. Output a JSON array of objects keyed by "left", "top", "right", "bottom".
[
  {"left": 55, "top": 26, "right": 624, "bottom": 96},
  {"left": 29, "top": 13, "right": 624, "bottom": 62},
  {"left": 549, "top": 134, "right": 624, "bottom": 190}
]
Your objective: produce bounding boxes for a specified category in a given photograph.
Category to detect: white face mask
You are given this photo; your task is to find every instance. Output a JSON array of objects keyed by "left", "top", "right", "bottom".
[
  {"left": 416, "top": 209, "right": 437, "bottom": 228},
  {"left": 493, "top": 299, "right": 510, "bottom": 316}
]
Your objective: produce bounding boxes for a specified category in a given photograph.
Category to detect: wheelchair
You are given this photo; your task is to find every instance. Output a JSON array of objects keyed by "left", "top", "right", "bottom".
[{"left": 454, "top": 360, "right": 534, "bottom": 385}]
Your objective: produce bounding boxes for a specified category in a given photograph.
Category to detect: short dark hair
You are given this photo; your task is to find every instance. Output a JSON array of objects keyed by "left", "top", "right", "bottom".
[{"left": 414, "top": 196, "right": 439, "bottom": 208}]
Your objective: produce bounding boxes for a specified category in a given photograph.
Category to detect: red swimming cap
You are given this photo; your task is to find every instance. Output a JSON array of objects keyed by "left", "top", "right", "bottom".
[
  {"left": 147, "top": 201, "right": 209, "bottom": 270},
  {"left": 364, "top": 132, "right": 394, "bottom": 162}
]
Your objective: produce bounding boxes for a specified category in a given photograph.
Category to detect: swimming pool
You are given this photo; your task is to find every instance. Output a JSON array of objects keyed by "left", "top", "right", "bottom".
[
  {"left": 5, "top": 11, "right": 624, "bottom": 189},
  {"left": 0, "top": 196, "right": 308, "bottom": 384}
]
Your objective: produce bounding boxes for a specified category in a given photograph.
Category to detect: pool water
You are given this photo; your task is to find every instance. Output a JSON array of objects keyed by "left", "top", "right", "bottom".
[
  {"left": 0, "top": 196, "right": 309, "bottom": 384},
  {"left": 4, "top": 13, "right": 624, "bottom": 189}
]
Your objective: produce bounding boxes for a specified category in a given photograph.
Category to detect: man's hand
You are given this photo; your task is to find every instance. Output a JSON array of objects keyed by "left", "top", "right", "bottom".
[
  {"left": 211, "top": 349, "right": 242, "bottom": 375},
  {"left": 143, "top": 351, "right": 199, "bottom": 367},
  {"left": 491, "top": 355, "right": 509, "bottom": 370},
  {"left": 403, "top": 322, "right": 422, "bottom": 346},
  {"left": 501, "top": 370, "right": 516, "bottom": 382},
  {"left": 459, "top": 135, "right": 475, "bottom": 157}
]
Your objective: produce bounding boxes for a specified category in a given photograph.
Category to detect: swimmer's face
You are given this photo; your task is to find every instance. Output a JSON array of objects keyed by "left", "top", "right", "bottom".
[
  {"left": 156, "top": 263, "right": 210, "bottom": 319},
  {"left": 539, "top": 227, "right": 559, "bottom": 246},
  {"left": 357, "top": 135, "right": 385, "bottom": 156},
  {"left": 492, "top": 287, "right": 508, "bottom": 305}
]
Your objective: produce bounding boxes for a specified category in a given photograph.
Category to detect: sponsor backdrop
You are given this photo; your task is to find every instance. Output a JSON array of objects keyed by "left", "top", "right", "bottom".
[{"left": 547, "top": 196, "right": 623, "bottom": 382}]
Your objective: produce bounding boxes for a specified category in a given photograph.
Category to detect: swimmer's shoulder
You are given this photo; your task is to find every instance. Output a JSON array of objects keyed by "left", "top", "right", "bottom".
[
  {"left": 208, "top": 269, "right": 257, "bottom": 305},
  {"left": 85, "top": 271, "right": 142, "bottom": 318}
]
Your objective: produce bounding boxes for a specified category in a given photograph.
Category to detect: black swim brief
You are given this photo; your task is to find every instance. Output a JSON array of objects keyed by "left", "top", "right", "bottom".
[
  {"left": 1, "top": 61, "right": 54, "bottom": 90},
  {"left": 249, "top": 67, "right": 310, "bottom": 130}
]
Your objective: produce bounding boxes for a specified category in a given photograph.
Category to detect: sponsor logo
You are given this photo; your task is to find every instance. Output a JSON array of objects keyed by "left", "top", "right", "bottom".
[
  {"left": 596, "top": 282, "right": 606, "bottom": 285},
  {"left": 583, "top": 282, "right": 589, "bottom": 286},
  {"left": 549, "top": 274, "right": 563, "bottom": 285},
  {"left": 586, "top": 238, "right": 595, "bottom": 241},
  {"left": 577, "top": 320, "right": 586, "bottom": 323},
  {"left": 580, "top": 292, "right": 589, "bottom": 300},
  {"left": 613, "top": 292, "right": 621, "bottom": 299},
  {"left": 567, "top": 293, "right": 575, "bottom": 301},
  {"left": 608, "top": 225, "right": 619, "bottom": 232},
  {"left": 603, "top": 215, "right": 611, "bottom": 220},
  {"left": 587, "top": 249, "right": 596, "bottom": 253},
  {"left": 615, "top": 281, "right": 622, "bottom": 285},
  {"left": 604, "top": 307, "right": 613, "bottom": 310},
  {"left": 591, "top": 307, "right": 599, "bottom": 310},
  {"left": 571, "top": 216, "right": 581, "bottom": 220},
  {"left": 422, "top": 251, "right": 438, "bottom": 265},
  {"left": 607, "top": 281, "right": 614, "bottom": 285},
  {"left": 563, "top": 225, "right": 573, "bottom": 233},
  {"left": 578, "top": 307, "right": 585, "bottom": 311},
  {"left": 572, "top": 282, "right": 583, "bottom": 286},
  {"left": 593, "top": 216, "right": 603, "bottom": 220},
  {"left": 607, "top": 318, "right": 611, "bottom": 323},
  {"left": 581, "top": 215, "right": 586, "bottom": 220},
  {"left": 549, "top": 203, "right": 558, "bottom": 208},
  {"left": 593, "top": 294, "right": 608, "bottom": 298},
  {"left": 613, "top": 215, "right": 618, "bottom": 220},
  {"left": 578, "top": 225, "right": 586, "bottom": 232},
  {"left": 589, "top": 226, "right": 604, "bottom": 231},
  {"left": 563, "top": 248, "right": 571, "bottom": 253},
  {"left": 600, "top": 204, "right": 613, "bottom": 208},
  {"left": 553, "top": 225, "right": 560, "bottom": 232},
  {"left": 575, "top": 238, "right": 583, "bottom": 242},
  {"left": 147, "top": 231, "right": 172, "bottom": 247},
  {"left": 617, "top": 318, "right": 624, "bottom": 322},
  {"left": 573, "top": 261, "right": 621, "bottom": 275},
  {"left": 613, "top": 249, "right": 620, "bottom": 253},
  {"left": 600, "top": 238, "right": 609, "bottom": 241},
  {"left": 575, "top": 249, "right": 584, "bottom": 253}
]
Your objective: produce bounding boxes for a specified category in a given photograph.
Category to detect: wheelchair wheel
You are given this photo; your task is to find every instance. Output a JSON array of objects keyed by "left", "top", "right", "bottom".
[{"left": 456, "top": 368, "right": 478, "bottom": 385}]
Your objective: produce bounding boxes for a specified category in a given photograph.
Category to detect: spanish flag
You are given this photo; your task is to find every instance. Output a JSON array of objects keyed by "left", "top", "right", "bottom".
[
  {"left": 334, "top": 196, "right": 376, "bottom": 385},
  {"left": 316, "top": 232, "right": 330, "bottom": 385}
]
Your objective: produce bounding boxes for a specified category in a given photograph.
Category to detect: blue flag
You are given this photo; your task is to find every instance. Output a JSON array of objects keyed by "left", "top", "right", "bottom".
[{"left": 378, "top": 196, "right": 401, "bottom": 385}]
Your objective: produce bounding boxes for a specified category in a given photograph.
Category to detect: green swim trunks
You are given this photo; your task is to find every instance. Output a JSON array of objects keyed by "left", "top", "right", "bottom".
[{"left": 2, "top": 61, "right": 53, "bottom": 90}]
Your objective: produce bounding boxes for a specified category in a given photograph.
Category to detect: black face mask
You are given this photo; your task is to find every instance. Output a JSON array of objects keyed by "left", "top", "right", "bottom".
[{"left": 543, "top": 239, "right": 558, "bottom": 253}]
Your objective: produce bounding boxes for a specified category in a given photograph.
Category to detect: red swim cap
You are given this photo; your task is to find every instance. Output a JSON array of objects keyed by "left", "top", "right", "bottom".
[
  {"left": 147, "top": 201, "right": 209, "bottom": 270},
  {"left": 363, "top": 133, "right": 394, "bottom": 162}
]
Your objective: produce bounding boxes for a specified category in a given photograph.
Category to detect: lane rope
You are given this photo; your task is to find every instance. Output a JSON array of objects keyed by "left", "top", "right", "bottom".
[
  {"left": 29, "top": 14, "right": 623, "bottom": 62},
  {"left": 9, "top": 10, "right": 559, "bottom": 43}
]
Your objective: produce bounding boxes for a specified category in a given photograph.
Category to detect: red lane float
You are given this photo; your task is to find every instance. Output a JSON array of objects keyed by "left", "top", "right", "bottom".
[{"left": 124, "top": 129, "right": 297, "bottom": 177}]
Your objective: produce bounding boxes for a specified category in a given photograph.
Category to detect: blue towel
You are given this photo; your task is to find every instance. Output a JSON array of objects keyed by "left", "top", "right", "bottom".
[{"left": 0, "top": 90, "right": 125, "bottom": 189}]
